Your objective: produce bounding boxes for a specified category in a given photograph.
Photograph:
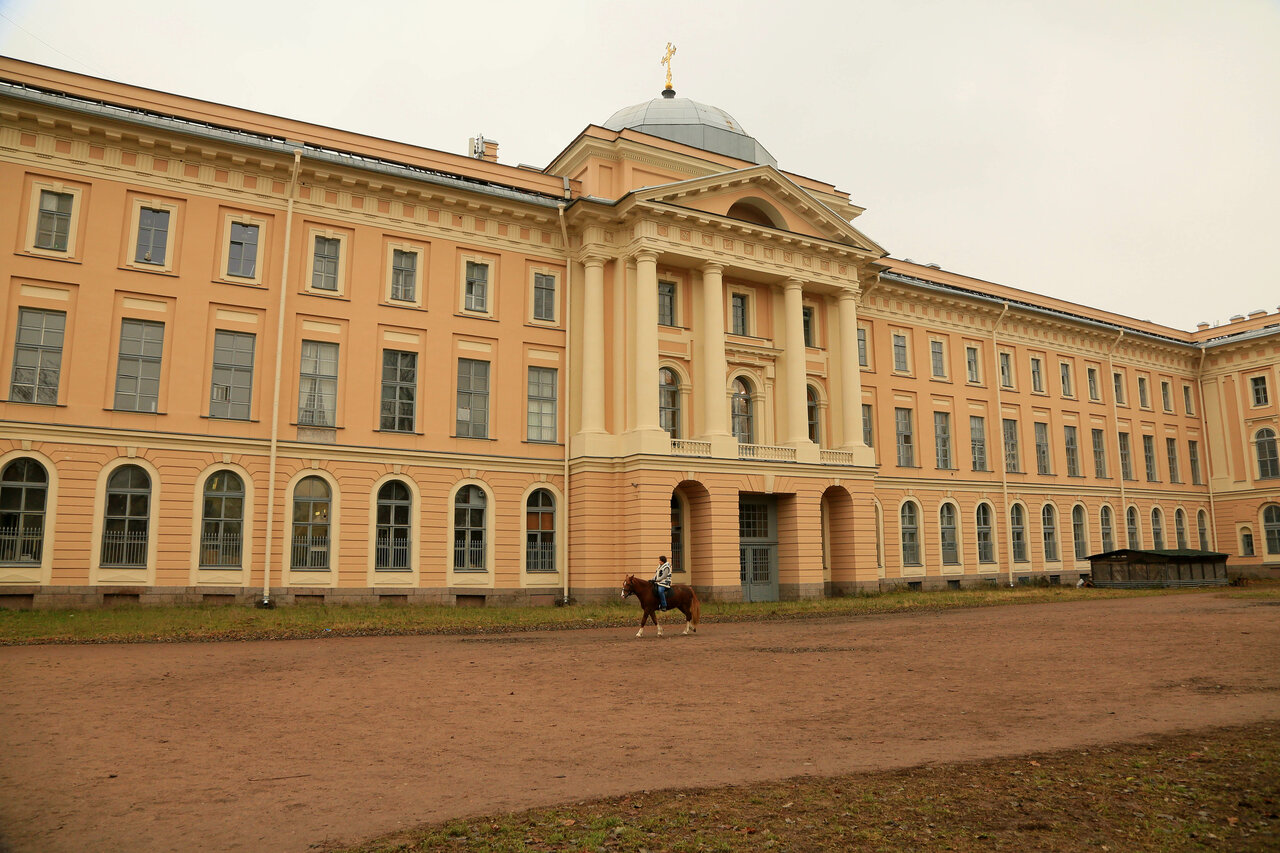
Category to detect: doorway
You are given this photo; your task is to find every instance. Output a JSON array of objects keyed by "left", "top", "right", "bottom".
[{"left": 739, "top": 495, "right": 778, "bottom": 602}]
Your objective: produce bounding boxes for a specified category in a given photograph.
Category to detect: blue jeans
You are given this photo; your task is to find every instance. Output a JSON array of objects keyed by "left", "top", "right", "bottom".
[{"left": 656, "top": 584, "right": 668, "bottom": 609}]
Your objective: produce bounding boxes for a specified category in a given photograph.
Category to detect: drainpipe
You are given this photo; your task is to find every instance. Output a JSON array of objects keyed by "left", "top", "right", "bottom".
[
  {"left": 259, "top": 148, "right": 303, "bottom": 607},
  {"left": 991, "top": 302, "right": 1012, "bottom": 586},
  {"left": 1106, "top": 330, "right": 1126, "bottom": 533},
  {"left": 1195, "top": 347, "right": 1219, "bottom": 549},
  {"left": 557, "top": 203, "right": 572, "bottom": 604}
]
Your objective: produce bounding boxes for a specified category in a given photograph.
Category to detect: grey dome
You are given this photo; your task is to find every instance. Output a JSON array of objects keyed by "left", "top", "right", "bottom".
[{"left": 603, "top": 92, "right": 777, "bottom": 167}]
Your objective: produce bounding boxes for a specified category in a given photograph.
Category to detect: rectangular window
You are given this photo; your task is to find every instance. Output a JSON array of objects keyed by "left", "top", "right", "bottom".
[
  {"left": 380, "top": 349, "right": 417, "bottom": 432},
  {"left": 802, "top": 306, "right": 815, "bottom": 347},
  {"left": 1138, "top": 376, "right": 1150, "bottom": 408},
  {"left": 527, "top": 366, "right": 558, "bottom": 442},
  {"left": 390, "top": 250, "right": 417, "bottom": 302},
  {"left": 533, "top": 273, "right": 557, "bottom": 322},
  {"left": 1189, "top": 440, "right": 1202, "bottom": 485},
  {"left": 1143, "top": 434, "right": 1158, "bottom": 481},
  {"left": 1059, "top": 363, "right": 1073, "bottom": 397},
  {"left": 227, "top": 223, "right": 259, "bottom": 278},
  {"left": 862, "top": 403, "right": 873, "bottom": 448},
  {"left": 892, "top": 333, "right": 909, "bottom": 372},
  {"left": 1003, "top": 418, "right": 1020, "bottom": 473},
  {"left": 9, "top": 308, "right": 65, "bottom": 405},
  {"left": 35, "top": 190, "right": 73, "bottom": 251},
  {"left": 1113, "top": 372, "right": 1126, "bottom": 405},
  {"left": 1161, "top": 381, "right": 1172, "bottom": 412},
  {"left": 730, "top": 293, "right": 748, "bottom": 335},
  {"left": 114, "top": 319, "right": 165, "bottom": 413},
  {"left": 456, "top": 358, "right": 490, "bottom": 438},
  {"left": 1166, "top": 436, "right": 1180, "bottom": 483},
  {"left": 894, "top": 407, "right": 914, "bottom": 467},
  {"left": 1030, "top": 357, "right": 1044, "bottom": 393},
  {"left": 1034, "top": 421, "right": 1051, "bottom": 474},
  {"left": 298, "top": 341, "right": 338, "bottom": 427},
  {"left": 934, "top": 411, "right": 952, "bottom": 469},
  {"left": 1183, "top": 385, "right": 1194, "bottom": 415},
  {"left": 657, "top": 281, "right": 676, "bottom": 327},
  {"left": 1119, "top": 432, "right": 1134, "bottom": 480},
  {"left": 311, "top": 236, "right": 340, "bottom": 291},
  {"left": 1242, "top": 530, "right": 1255, "bottom": 557},
  {"left": 209, "top": 330, "right": 255, "bottom": 420},
  {"left": 465, "top": 261, "right": 489, "bottom": 312},
  {"left": 1251, "top": 376, "right": 1270, "bottom": 406},
  {"left": 134, "top": 207, "right": 170, "bottom": 265},
  {"left": 857, "top": 327, "right": 868, "bottom": 367},
  {"left": 999, "top": 352, "right": 1013, "bottom": 388},
  {"left": 1064, "top": 425, "right": 1080, "bottom": 476},
  {"left": 929, "top": 340, "right": 945, "bottom": 378},
  {"left": 1087, "top": 367, "right": 1100, "bottom": 401},
  {"left": 970, "top": 415, "right": 987, "bottom": 471},
  {"left": 1092, "top": 428, "right": 1107, "bottom": 478},
  {"left": 965, "top": 345, "right": 980, "bottom": 383}
]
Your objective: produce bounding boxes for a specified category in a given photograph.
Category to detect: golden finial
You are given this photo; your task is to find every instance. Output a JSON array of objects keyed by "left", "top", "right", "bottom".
[{"left": 661, "top": 42, "right": 677, "bottom": 91}]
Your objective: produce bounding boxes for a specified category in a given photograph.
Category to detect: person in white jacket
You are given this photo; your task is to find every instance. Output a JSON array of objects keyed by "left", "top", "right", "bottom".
[{"left": 653, "top": 555, "right": 673, "bottom": 610}]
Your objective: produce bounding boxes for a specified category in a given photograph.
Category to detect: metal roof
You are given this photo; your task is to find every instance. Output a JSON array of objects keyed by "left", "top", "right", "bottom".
[{"left": 603, "top": 93, "right": 777, "bottom": 167}]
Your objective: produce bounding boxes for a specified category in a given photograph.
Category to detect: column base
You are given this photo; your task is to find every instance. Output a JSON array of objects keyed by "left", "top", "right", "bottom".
[
  {"left": 837, "top": 443, "right": 877, "bottom": 467},
  {"left": 619, "top": 427, "right": 672, "bottom": 457},
  {"left": 570, "top": 431, "right": 617, "bottom": 458},
  {"left": 701, "top": 433, "right": 739, "bottom": 459},
  {"left": 785, "top": 440, "right": 821, "bottom": 464}
]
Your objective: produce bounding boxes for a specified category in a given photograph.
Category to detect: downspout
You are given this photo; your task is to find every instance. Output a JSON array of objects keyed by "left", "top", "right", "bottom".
[
  {"left": 1195, "top": 347, "right": 1219, "bottom": 549},
  {"left": 557, "top": 203, "right": 572, "bottom": 604},
  {"left": 991, "top": 302, "right": 1012, "bottom": 586},
  {"left": 1106, "top": 330, "right": 1126, "bottom": 535},
  {"left": 259, "top": 148, "right": 303, "bottom": 606}
]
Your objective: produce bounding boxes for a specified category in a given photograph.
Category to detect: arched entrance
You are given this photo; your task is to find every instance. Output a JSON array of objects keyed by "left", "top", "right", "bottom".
[
  {"left": 672, "top": 480, "right": 711, "bottom": 588},
  {"left": 822, "top": 485, "right": 857, "bottom": 594}
]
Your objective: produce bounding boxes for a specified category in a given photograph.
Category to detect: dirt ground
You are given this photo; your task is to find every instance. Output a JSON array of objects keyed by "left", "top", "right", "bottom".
[{"left": 1, "top": 593, "right": 1276, "bottom": 853}]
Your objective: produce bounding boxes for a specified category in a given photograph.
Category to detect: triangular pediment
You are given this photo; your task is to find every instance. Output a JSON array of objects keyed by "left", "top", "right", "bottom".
[{"left": 631, "top": 165, "right": 886, "bottom": 256}]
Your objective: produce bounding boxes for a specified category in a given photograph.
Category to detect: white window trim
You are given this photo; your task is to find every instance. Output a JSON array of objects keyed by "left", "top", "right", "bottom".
[
  {"left": 519, "top": 481, "right": 565, "bottom": 586},
  {"left": 24, "top": 178, "right": 85, "bottom": 259},
  {"left": 123, "top": 196, "right": 180, "bottom": 274},
  {"left": 458, "top": 254, "right": 497, "bottom": 318},
  {"left": 964, "top": 342, "right": 983, "bottom": 385},
  {"left": 303, "top": 227, "right": 350, "bottom": 297},
  {"left": 284, "top": 468, "right": 340, "bottom": 588},
  {"left": 928, "top": 336, "right": 949, "bottom": 380},
  {"left": 218, "top": 210, "right": 268, "bottom": 286},
  {"left": 0, "top": 448, "right": 58, "bottom": 586},
  {"left": 188, "top": 462, "right": 254, "bottom": 586},
  {"left": 802, "top": 300, "right": 822, "bottom": 349},
  {"left": 890, "top": 329, "right": 912, "bottom": 374},
  {"left": 89, "top": 456, "right": 161, "bottom": 587},
  {"left": 447, "top": 479, "right": 496, "bottom": 586},
  {"left": 366, "top": 473, "right": 421, "bottom": 587},
  {"left": 383, "top": 241, "right": 426, "bottom": 309},
  {"left": 727, "top": 289, "right": 756, "bottom": 337},
  {"left": 528, "top": 266, "right": 561, "bottom": 326}
]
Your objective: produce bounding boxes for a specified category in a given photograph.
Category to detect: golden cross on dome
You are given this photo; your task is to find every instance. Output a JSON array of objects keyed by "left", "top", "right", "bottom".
[{"left": 661, "top": 42, "right": 677, "bottom": 90}]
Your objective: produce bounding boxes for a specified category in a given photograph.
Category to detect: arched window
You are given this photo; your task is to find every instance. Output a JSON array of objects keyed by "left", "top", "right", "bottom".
[
  {"left": 976, "top": 503, "right": 994, "bottom": 563},
  {"left": 1197, "top": 510, "right": 1209, "bottom": 551},
  {"left": 102, "top": 464, "right": 150, "bottom": 567},
  {"left": 1151, "top": 508, "right": 1165, "bottom": 550},
  {"left": 1266, "top": 505, "right": 1280, "bottom": 555},
  {"left": 454, "top": 485, "right": 487, "bottom": 571},
  {"left": 731, "top": 377, "right": 754, "bottom": 444},
  {"left": 200, "top": 470, "right": 243, "bottom": 568},
  {"left": 939, "top": 504, "right": 958, "bottom": 564},
  {"left": 1010, "top": 504, "right": 1027, "bottom": 562},
  {"left": 1100, "top": 506, "right": 1115, "bottom": 552},
  {"left": 0, "top": 458, "right": 47, "bottom": 564},
  {"left": 1072, "top": 505, "right": 1088, "bottom": 560},
  {"left": 807, "top": 386, "right": 821, "bottom": 446},
  {"left": 291, "top": 476, "right": 330, "bottom": 570},
  {"left": 376, "top": 480, "right": 412, "bottom": 571},
  {"left": 526, "top": 488, "right": 556, "bottom": 573},
  {"left": 1257, "top": 428, "right": 1279, "bottom": 479},
  {"left": 900, "top": 502, "right": 920, "bottom": 566},
  {"left": 659, "top": 368, "right": 681, "bottom": 438},
  {"left": 1175, "top": 509, "right": 1188, "bottom": 550},
  {"left": 1126, "top": 506, "right": 1140, "bottom": 548},
  {"left": 1042, "top": 505, "right": 1059, "bottom": 562}
]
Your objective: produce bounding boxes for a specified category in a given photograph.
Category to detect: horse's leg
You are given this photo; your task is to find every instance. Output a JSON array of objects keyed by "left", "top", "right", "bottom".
[
  {"left": 681, "top": 605, "right": 692, "bottom": 635},
  {"left": 636, "top": 608, "right": 649, "bottom": 638}
]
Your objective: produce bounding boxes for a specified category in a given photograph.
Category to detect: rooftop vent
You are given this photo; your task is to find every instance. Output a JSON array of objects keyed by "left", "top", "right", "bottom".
[
  {"left": 1248, "top": 309, "right": 1267, "bottom": 318},
  {"left": 1196, "top": 322, "right": 1211, "bottom": 330},
  {"left": 1229, "top": 314, "right": 1247, "bottom": 323}
]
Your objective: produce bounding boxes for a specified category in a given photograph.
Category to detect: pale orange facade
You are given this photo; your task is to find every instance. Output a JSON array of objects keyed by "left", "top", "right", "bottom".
[{"left": 0, "top": 57, "right": 1276, "bottom": 608}]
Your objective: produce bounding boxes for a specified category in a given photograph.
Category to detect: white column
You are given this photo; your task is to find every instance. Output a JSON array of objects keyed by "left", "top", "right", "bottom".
[
  {"left": 633, "top": 250, "right": 661, "bottom": 432},
  {"left": 837, "top": 289, "right": 869, "bottom": 453},
  {"left": 700, "top": 263, "right": 730, "bottom": 438},
  {"left": 580, "top": 256, "right": 606, "bottom": 434},
  {"left": 783, "top": 279, "right": 812, "bottom": 447}
]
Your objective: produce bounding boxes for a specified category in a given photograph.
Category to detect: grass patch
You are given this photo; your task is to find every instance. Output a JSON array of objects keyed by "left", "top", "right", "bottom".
[
  {"left": 334, "top": 723, "right": 1280, "bottom": 852},
  {"left": 0, "top": 583, "right": 1274, "bottom": 646}
]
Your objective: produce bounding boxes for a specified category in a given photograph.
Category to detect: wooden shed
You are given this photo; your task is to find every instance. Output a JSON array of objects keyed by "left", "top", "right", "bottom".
[{"left": 1086, "top": 549, "right": 1229, "bottom": 588}]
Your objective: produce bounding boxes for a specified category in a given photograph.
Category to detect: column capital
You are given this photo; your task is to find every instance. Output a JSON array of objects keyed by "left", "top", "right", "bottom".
[
  {"left": 837, "top": 288, "right": 859, "bottom": 304},
  {"left": 702, "top": 261, "right": 725, "bottom": 275},
  {"left": 783, "top": 278, "right": 805, "bottom": 294},
  {"left": 581, "top": 255, "right": 607, "bottom": 270},
  {"left": 633, "top": 248, "right": 660, "bottom": 264}
]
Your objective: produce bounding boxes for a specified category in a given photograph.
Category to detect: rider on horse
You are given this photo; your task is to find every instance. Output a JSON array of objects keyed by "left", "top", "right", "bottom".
[{"left": 653, "top": 555, "right": 673, "bottom": 610}]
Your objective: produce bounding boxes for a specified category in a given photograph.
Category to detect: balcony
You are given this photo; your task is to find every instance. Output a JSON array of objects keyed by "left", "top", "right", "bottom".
[
  {"left": 670, "top": 439, "right": 712, "bottom": 457},
  {"left": 738, "top": 443, "right": 797, "bottom": 462},
  {"left": 819, "top": 449, "right": 857, "bottom": 466}
]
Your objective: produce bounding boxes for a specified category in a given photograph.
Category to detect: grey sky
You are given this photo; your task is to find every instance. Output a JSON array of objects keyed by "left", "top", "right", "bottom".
[{"left": 3, "top": 0, "right": 1277, "bottom": 331}]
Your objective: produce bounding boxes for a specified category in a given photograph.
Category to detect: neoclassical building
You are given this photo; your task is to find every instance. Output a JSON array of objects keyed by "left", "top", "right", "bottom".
[{"left": 0, "top": 56, "right": 1276, "bottom": 607}]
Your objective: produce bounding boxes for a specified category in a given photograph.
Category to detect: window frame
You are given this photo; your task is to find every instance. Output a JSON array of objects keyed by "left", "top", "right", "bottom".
[
  {"left": 1041, "top": 504, "right": 1059, "bottom": 563},
  {"left": 375, "top": 480, "right": 413, "bottom": 572},
  {"left": 305, "top": 230, "right": 347, "bottom": 296},
  {"left": 965, "top": 344, "right": 981, "bottom": 384},
  {"left": 895, "top": 407, "right": 915, "bottom": 467},
  {"left": 452, "top": 484, "right": 489, "bottom": 573},
  {"left": 456, "top": 357, "right": 491, "bottom": 439},
  {"left": 24, "top": 179, "right": 85, "bottom": 259},
  {"left": 1034, "top": 421, "right": 1052, "bottom": 475},
  {"left": 970, "top": 415, "right": 987, "bottom": 471},
  {"left": 900, "top": 501, "right": 921, "bottom": 566},
  {"left": 1255, "top": 428, "right": 1279, "bottom": 479},
  {"left": 209, "top": 329, "right": 256, "bottom": 421},
  {"left": 1029, "top": 356, "right": 1045, "bottom": 393},
  {"left": 525, "top": 488, "right": 558, "bottom": 574},
  {"left": 379, "top": 348, "right": 418, "bottom": 433},
  {"left": 928, "top": 338, "right": 947, "bottom": 379},
  {"left": 531, "top": 269, "right": 560, "bottom": 325},
  {"left": 0, "top": 457, "right": 49, "bottom": 567},
  {"left": 1003, "top": 418, "right": 1020, "bottom": 473},
  {"left": 729, "top": 292, "right": 751, "bottom": 337},
  {"left": 998, "top": 350, "right": 1014, "bottom": 389},
  {"left": 1091, "top": 428, "right": 1108, "bottom": 478},
  {"left": 891, "top": 332, "right": 911, "bottom": 373},
  {"left": 1087, "top": 366, "right": 1100, "bottom": 401},
  {"left": 113, "top": 318, "right": 165, "bottom": 413},
  {"left": 290, "top": 475, "right": 332, "bottom": 572},
  {"left": 1064, "top": 425, "right": 1081, "bottom": 477},
  {"left": 1249, "top": 375, "right": 1270, "bottom": 407},
  {"left": 659, "top": 366, "right": 682, "bottom": 439},
  {"left": 9, "top": 307, "right": 66, "bottom": 406},
  {"left": 933, "top": 411, "right": 952, "bottom": 469},
  {"left": 1059, "top": 362, "right": 1074, "bottom": 398},
  {"left": 657, "top": 280, "right": 678, "bottom": 328},
  {"left": 124, "top": 196, "right": 180, "bottom": 274},
  {"left": 199, "top": 470, "right": 244, "bottom": 569},
  {"left": 219, "top": 211, "right": 268, "bottom": 285},
  {"left": 460, "top": 257, "right": 495, "bottom": 317},
  {"left": 527, "top": 365, "right": 558, "bottom": 443},
  {"left": 297, "top": 340, "right": 340, "bottom": 428}
]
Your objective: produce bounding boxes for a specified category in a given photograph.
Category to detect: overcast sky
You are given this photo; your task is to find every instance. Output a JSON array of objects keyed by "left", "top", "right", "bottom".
[{"left": 3, "top": 0, "right": 1277, "bottom": 331}]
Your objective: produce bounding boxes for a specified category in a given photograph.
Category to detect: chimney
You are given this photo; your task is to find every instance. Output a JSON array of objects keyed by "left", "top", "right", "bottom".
[
  {"left": 468, "top": 135, "right": 499, "bottom": 163},
  {"left": 1248, "top": 309, "right": 1266, "bottom": 319},
  {"left": 1229, "top": 314, "right": 1247, "bottom": 323},
  {"left": 1196, "top": 322, "right": 1210, "bottom": 331}
]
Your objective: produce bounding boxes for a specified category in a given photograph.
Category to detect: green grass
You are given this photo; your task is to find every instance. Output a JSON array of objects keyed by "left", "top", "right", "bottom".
[
  {"left": 1, "top": 582, "right": 1273, "bottom": 646},
  {"left": 332, "top": 722, "right": 1280, "bottom": 852}
]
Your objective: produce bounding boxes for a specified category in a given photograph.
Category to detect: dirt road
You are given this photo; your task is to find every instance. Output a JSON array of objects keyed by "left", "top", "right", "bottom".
[{"left": 1, "top": 593, "right": 1276, "bottom": 852}]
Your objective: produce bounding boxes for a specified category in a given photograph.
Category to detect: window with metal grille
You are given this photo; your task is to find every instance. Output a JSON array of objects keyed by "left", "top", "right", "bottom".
[
  {"left": 10, "top": 308, "right": 65, "bottom": 405},
  {"left": 534, "top": 273, "right": 557, "bottom": 322},
  {"left": 900, "top": 502, "right": 920, "bottom": 565},
  {"left": 291, "top": 476, "right": 330, "bottom": 570},
  {"left": 970, "top": 415, "right": 987, "bottom": 471},
  {"left": 526, "top": 489, "right": 556, "bottom": 572},
  {"left": 101, "top": 465, "right": 150, "bottom": 568},
  {"left": 380, "top": 349, "right": 417, "bottom": 433},
  {"left": 453, "top": 485, "right": 487, "bottom": 571},
  {"left": 135, "top": 207, "right": 169, "bottom": 265},
  {"left": 895, "top": 407, "right": 914, "bottom": 467},
  {"left": 670, "top": 495, "right": 684, "bottom": 573},
  {"left": 1143, "top": 435, "right": 1158, "bottom": 481},
  {"left": 1010, "top": 504, "right": 1027, "bottom": 561},
  {"left": 976, "top": 503, "right": 994, "bottom": 562},
  {"left": 227, "top": 222, "right": 258, "bottom": 278},
  {"left": 35, "top": 190, "right": 72, "bottom": 251},
  {"left": 0, "top": 458, "right": 47, "bottom": 565},
  {"left": 114, "top": 319, "right": 164, "bottom": 412},
  {"left": 939, "top": 503, "right": 958, "bottom": 564},
  {"left": 199, "top": 471, "right": 243, "bottom": 568},
  {"left": 731, "top": 377, "right": 754, "bottom": 444},
  {"left": 527, "top": 366, "right": 557, "bottom": 443},
  {"left": 659, "top": 368, "right": 680, "bottom": 438},
  {"left": 376, "top": 480, "right": 412, "bottom": 571},
  {"left": 1072, "top": 505, "right": 1088, "bottom": 560},
  {"left": 456, "top": 358, "right": 490, "bottom": 438},
  {"left": 657, "top": 281, "right": 676, "bottom": 327},
  {"left": 1092, "top": 428, "right": 1107, "bottom": 478},
  {"left": 298, "top": 341, "right": 338, "bottom": 427},
  {"left": 465, "top": 261, "right": 489, "bottom": 312},
  {"left": 934, "top": 411, "right": 952, "bottom": 469},
  {"left": 1003, "top": 418, "right": 1020, "bottom": 473},
  {"left": 391, "top": 250, "right": 417, "bottom": 302},
  {"left": 1042, "top": 505, "right": 1059, "bottom": 561},
  {"left": 210, "top": 330, "right": 255, "bottom": 420},
  {"left": 739, "top": 503, "right": 769, "bottom": 539}
]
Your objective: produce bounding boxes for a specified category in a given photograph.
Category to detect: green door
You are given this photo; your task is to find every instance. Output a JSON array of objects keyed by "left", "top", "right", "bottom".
[{"left": 739, "top": 497, "right": 778, "bottom": 602}]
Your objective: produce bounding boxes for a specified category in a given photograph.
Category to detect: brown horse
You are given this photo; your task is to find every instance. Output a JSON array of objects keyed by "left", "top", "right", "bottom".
[{"left": 621, "top": 574, "right": 700, "bottom": 637}]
